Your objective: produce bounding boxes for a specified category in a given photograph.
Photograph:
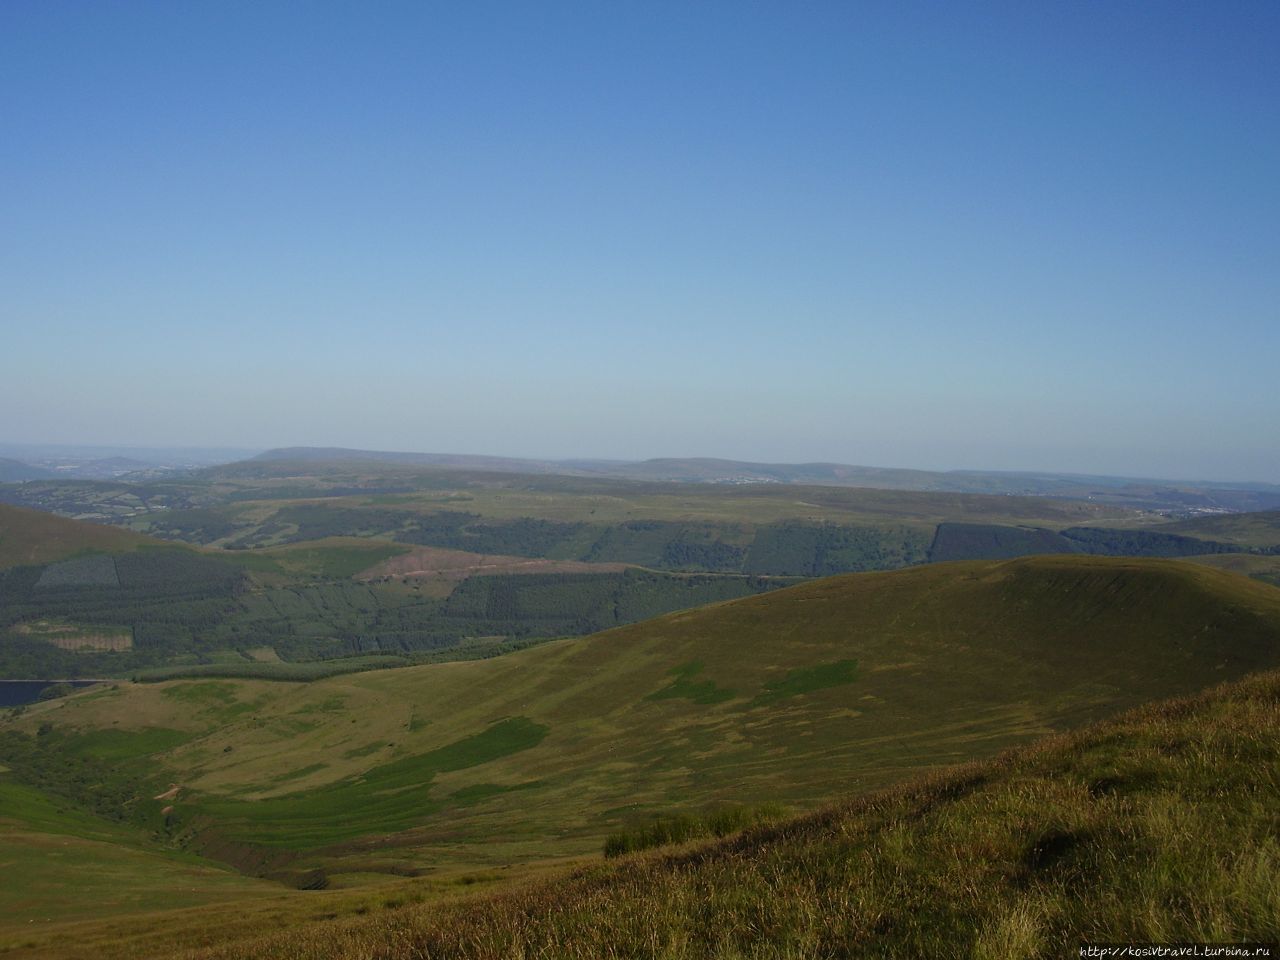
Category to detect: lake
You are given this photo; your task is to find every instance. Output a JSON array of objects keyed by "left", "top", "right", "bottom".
[{"left": 0, "top": 680, "right": 101, "bottom": 707}]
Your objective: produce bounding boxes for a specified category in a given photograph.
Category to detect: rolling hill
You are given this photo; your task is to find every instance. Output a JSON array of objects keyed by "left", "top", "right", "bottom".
[
  {"left": 0, "top": 458, "right": 55, "bottom": 483},
  {"left": 7, "top": 555, "right": 1279, "bottom": 902},
  {"left": 248, "top": 446, "right": 591, "bottom": 475}
]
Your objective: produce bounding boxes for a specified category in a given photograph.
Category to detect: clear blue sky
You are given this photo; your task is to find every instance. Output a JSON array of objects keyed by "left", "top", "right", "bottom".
[{"left": 2, "top": 1, "right": 1277, "bottom": 481}]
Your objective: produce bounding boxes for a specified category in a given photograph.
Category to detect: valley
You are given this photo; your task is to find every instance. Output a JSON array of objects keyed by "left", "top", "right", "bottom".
[
  {"left": 7, "top": 3, "right": 1278, "bottom": 954},
  {"left": 4, "top": 453, "right": 1279, "bottom": 685},
  {"left": 3, "top": 458, "right": 1279, "bottom": 958},
  {"left": 3, "top": 549, "right": 1280, "bottom": 956}
]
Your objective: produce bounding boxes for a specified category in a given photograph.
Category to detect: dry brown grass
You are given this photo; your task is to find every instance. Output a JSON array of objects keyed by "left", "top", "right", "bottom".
[
  {"left": 0, "top": 503, "right": 152, "bottom": 569},
  {"left": 13, "top": 619, "right": 132, "bottom": 651}
]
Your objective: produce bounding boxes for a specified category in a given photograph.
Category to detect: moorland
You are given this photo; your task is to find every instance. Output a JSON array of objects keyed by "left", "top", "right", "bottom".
[{"left": 1, "top": 450, "right": 1279, "bottom": 957}]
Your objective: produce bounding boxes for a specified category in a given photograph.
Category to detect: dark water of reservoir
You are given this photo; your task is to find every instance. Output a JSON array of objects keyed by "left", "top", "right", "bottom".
[{"left": 0, "top": 680, "right": 100, "bottom": 707}]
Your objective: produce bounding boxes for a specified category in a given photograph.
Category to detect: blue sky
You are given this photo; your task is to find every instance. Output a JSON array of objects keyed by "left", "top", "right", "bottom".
[{"left": 2, "top": 1, "right": 1277, "bottom": 481}]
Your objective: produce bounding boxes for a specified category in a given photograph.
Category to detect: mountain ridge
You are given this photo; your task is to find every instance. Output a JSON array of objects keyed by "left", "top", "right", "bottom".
[{"left": 247, "top": 446, "right": 1280, "bottom": 509}]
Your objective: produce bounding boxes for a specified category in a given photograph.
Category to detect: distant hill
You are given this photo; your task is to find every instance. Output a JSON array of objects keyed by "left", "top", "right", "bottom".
[
  {"left": 0, "top": 458, "right": 54, "bottom": 483},
  {"left": 245, "top": 446, "right": 1280, "bottom": 512},
  {"left": 0, "top": 503, "right": 154, "bottom": 568},
  {"left": 249, "top": 446, "right": 590, "bottom": 475},
  {"left": 595, "top": 456, "right": 946, "bottom": 488},
  {"left": 1167, "top": 509, "right": 1280, "bottom": 548}
]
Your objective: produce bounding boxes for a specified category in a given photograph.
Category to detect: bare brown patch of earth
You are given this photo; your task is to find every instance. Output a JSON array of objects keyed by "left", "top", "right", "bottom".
[
  {"left": 359, "top": 546, "right": 630, "bottom": 584},
  {"left": 14, "top": 620, "right": 132, "bottom": 651}
]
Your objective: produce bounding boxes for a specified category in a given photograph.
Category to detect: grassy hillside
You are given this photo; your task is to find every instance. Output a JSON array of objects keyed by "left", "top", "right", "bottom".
[
  {"left": 0, "top": 503, "right": 152, "bottom": 569},
  {"left": 0, "top": 775, "right": 267, "bottom": 930},
  {"left": 1187, "top": 552, "right": 1280, "bottom": 587},
  {"left": 1168, "top": 509, "right": 1280, "bottom": 548},
  {"left": 7, "top": 556, "right": 1279, "bottom": 892},
  {"left": 171, "top": 667, "right": 1280, "bottom": 960}
]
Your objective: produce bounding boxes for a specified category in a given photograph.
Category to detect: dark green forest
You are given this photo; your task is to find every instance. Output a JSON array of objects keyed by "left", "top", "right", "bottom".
[
  {"left": 0, "top": 549, "right": 791, "bottom": 679},
  {"left": 926, "top": 522, "right": 1250, "bottom": 562}
]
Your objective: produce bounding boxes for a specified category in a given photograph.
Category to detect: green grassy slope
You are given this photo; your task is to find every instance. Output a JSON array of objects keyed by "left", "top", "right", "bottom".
[
  {"left": 0, "top": 502, "right": 153, "bottom": 569},
  {"left": 9, "top": 556, "right": 1280, "bottom": 888},
  {"left": 1187, "top": 552, "right": 1280, "bottom": 587},
  {"left": 0, "top": 774, "right": 268, "bottom": 932},
  {"left": 177, "top": 667, "right": 1280, "bottom": 960}
]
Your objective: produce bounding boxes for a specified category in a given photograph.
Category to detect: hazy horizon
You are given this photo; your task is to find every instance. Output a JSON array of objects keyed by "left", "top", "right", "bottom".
[
  {"left": 3, "top": 3, "right": 1277, "bottom": 483},
  {"left": 3, "top": 438, "right": 1278, "bottom": 488}
]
